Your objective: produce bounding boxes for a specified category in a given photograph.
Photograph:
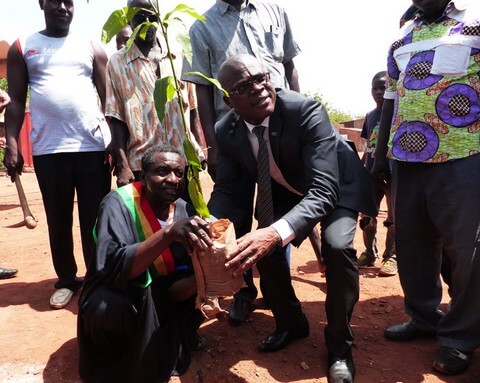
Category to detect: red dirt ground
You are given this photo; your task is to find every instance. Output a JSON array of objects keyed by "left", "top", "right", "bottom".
[{"left": 1, "top": 169, "right": 479, "bottom": 383}]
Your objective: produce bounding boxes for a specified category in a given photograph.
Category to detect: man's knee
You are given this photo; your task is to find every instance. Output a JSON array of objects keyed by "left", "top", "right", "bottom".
[{"left": 80, "top": 286, "right": 136, "bottom": 335}]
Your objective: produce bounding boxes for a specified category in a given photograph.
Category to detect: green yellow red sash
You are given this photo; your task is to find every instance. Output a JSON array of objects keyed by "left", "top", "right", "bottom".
[{"left": 115, "top": 182, "right": 176, "bottom": 277}]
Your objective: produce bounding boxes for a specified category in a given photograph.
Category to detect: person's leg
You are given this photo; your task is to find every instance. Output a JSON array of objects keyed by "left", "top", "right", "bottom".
[
  {"left": 433, "top": 155, "right": 480, "bottom": 352},
  {"left": 170, "top": 291, "right": 206, "bottom": 351},
  {"left": 382, "top": 177, "right": 395, "bottom": 261},
  {"left": 74, "top": 151, "right": 111, "bottom": 269},
  {"left": 228, "top": 268, "right": 258, "bottom": 325},
  {"left": 394, "top": 161, "right": 443, "bottom": 332},
  {"left": 227, "top": 179, "right": 258, "bottom": 323},
  {"left": 360, "top": 215, "right": 378, "bottom": 258},
  {"left": 33, "top": 154, "right": 81, "bottom": 291},
  {"left": 358, "top": 182, "right": 383, "bottom": 266},
  {"left": 255, "top": 246, "right": 307, "bottom": 331},
  {"left": 285, "top": 243, "right": 291, "bottom": 266},
  {"left": 78, "top": 285, "right": 137, "bottom": 382},
  {"left": 321, "top": 207, "right": 359, "bottom": 359},
  {"left": 440, "top": 253, "right": 452, "bottom": 297},
  {"left": 358, "top": 214, "right": 377, "bottom": 268},
  {"left": 308, "top": 226, "right": 326, "bottom": 273},
  {"left": 378, "top": 176, "right": 398, "bottom": 276}
]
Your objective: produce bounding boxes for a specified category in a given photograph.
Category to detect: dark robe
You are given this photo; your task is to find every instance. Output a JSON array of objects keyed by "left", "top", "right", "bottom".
[{"left": 77, "top": 183, "right": 201, "bottom": 383}]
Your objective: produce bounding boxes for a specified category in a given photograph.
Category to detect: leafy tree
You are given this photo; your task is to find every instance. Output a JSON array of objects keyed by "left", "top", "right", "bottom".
[{"left": 304, "top": 91, "right": 359, "bottom": 125}]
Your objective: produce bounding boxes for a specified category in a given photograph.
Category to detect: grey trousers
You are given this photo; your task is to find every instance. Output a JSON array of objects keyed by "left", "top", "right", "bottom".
[{"left": 393, "top": 154, "right": 480, "bottom": 351}]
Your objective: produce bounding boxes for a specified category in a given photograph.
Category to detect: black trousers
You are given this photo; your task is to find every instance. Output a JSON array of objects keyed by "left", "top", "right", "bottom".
[
  {"left": 255, "top": 244, "right": 306, "bottom": 332},
  {"left": 321, "top": 207, "right": 359, "bottom": 358},
  {"left": 251, "top": 206, "right": 358, "bottom": 359},
  {"left": 393, "top": 155, "right": 480, "bottom": 351},
  {"left": 34, "top": 152, "right": 111, "bottom": 291}
]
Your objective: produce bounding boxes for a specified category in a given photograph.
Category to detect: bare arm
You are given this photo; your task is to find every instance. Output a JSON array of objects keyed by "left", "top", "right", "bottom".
[
  {"left": 4, "top": 41, "right": 28, "bottom": 181},
  {"left": 109, "top": 117, "right": 135, "bottom": 187},
  {"left": 196, "top": 84, "right": 218, "bottom": 180},
  {"left": 284, "top": 60, "right": 300, "bottom": 93},
  {"left": 91, "top": 40, "right": 108, "bottom": 113},
  {"left": 189, "top": 108, "right": 207, "bottom": 164}
]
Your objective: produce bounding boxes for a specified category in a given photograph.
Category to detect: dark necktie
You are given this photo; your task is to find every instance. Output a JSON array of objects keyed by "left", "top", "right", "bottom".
[{"left": 253, "top": 125, "right": 274, "bottom": 228}]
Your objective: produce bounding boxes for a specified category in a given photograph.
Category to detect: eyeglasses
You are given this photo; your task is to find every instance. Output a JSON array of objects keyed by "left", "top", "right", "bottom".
[
  {"left": 132, "top": 11, "right": 160, "bottom": 24},
  {"left": 229, "top": 72, "right": 270, "bottom": 97}
]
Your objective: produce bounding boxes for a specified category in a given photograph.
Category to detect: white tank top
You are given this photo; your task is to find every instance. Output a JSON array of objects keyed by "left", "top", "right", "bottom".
[{"left": 19, "top": 32, "right": 109, "bottom": 155}]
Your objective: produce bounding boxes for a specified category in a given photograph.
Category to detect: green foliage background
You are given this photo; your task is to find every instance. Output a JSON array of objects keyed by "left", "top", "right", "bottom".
[
  {"left": 0, "top": 78, "right": 7, "bottom": 92},
  {"left": 305, "top": 91, "right": 359, "bottom": 125}
]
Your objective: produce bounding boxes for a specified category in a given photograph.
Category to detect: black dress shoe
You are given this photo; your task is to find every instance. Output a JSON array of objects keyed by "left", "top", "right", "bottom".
[
  {"left": 384, "top": 321, "right": 436, "bottom": 341},
  {"left": 328, "top": 353, "right": 355, "bottom": 383},
  {"left": 433, "top": 346, "right": 472, "bottom": 375},
  {"left": 0, "top": 268, "right": 18, "bottom": 280},
  {"left": 228, "top": 298, "right": 252, "bottom": 326},
  {"left": 258, "top": 322, "right": 309, "bottom": 353}
]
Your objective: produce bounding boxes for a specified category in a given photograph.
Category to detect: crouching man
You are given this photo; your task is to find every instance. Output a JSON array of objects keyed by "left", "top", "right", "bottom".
[{"left": 78, "top": 145, "right": 213, "bottom": 383}]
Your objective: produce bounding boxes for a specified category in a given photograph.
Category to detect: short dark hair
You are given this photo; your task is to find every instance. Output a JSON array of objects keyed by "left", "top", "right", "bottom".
[
  {"left": 372, "top": 71, "right": 387, "bottom": 83},
  {"left": 141, "top": 145, "right": 182, "bottom": 172}
]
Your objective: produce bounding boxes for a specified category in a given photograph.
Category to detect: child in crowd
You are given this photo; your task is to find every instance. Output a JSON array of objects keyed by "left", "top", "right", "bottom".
[{"left": 357, "top": 71, "right": 397, "bottom": 276}]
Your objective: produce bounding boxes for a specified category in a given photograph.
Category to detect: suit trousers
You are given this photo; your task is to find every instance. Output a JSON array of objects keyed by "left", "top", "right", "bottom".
[
  {"left": 393, "top": 154, "right": 480, "bottom": 351},
  {"left": 321, "top": 206, "right": 359, "bottom": 358},
  {"left": 255, "top": 245, "right": 306, "bottom": 332},
  {"left": 34, "top": 152, "right": 111, "bottom": 292}
]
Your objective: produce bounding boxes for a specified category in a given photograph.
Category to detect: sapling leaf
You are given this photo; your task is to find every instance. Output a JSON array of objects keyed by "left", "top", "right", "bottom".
[
  {"left": 101, "top": 7, "right": 140, "bottom": 44},
  {"left": 184, "top": 71, "right": 229, "bottom": 96},
  {"left": 164, "top": 4, "right": 205, "bottom": 23},
  {"left": 154, "top": 76, "right": 176, "bottom": 123}
]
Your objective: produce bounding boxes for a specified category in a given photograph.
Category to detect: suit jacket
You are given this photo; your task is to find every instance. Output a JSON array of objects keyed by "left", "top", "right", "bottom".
[{"left": 208, "top": 89, "right": 376, "bottom": 247}]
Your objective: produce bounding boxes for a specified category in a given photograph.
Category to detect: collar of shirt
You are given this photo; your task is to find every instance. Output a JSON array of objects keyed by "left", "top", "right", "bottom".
[
  {"left": 217, "top": 0, "right": 259, "bottom": 15},
  {"left": 124, "top": 40, "right": 168, "bottom": 66},
  {"left": 244, "top": 117, "right": 270, "bottom": 137}
]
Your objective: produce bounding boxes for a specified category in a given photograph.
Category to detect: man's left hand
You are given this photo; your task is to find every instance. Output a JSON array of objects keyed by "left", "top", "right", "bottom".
[
  {"left": 0, "top": 89, "right": 11, "bottom": 113},
  {"left": 225, "top": 227, "right": 282, "bottom": 277}
]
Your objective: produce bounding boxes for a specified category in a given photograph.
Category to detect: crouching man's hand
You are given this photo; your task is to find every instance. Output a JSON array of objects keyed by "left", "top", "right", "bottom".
[{"left": 167, "top": 216, "right": 214, "bottom": 255}]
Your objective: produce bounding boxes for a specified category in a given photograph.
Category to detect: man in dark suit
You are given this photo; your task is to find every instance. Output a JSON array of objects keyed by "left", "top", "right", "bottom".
[{"left": 208, "top": 54, "right": 376, "bottom": 383}]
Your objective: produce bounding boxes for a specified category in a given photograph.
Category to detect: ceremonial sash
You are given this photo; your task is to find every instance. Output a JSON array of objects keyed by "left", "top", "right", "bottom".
[{"left": 115, "top": 182, "right": 176, "bottom": 279}]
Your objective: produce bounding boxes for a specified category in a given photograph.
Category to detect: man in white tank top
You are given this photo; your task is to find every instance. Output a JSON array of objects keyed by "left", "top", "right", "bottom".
[{"left": 4, "top": 0, "right": 111, "bottom": 310}]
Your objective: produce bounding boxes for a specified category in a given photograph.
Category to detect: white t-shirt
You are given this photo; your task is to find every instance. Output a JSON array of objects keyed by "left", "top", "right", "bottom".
[{"left": 19, "top": 32, "right": 109, "bottom": 155}]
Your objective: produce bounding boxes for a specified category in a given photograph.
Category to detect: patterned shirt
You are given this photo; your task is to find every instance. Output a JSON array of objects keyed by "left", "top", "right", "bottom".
[
  {"left": 182, "top": 0, "right": 301, "bottom": 120},
  {"left": 385, "top": 0, "right": 480, "bottom": 163},
  {"left": 360, "top": 107, "right": 382, "bottom": 171},
  {"left": 106, "top": 42, "right": 203, "bottom": 171}
]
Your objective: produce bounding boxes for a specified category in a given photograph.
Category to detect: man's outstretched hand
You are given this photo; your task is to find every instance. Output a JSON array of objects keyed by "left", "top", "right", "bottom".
[{"left": 225, "top": 227, "right": 282, "bottom": 277}]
